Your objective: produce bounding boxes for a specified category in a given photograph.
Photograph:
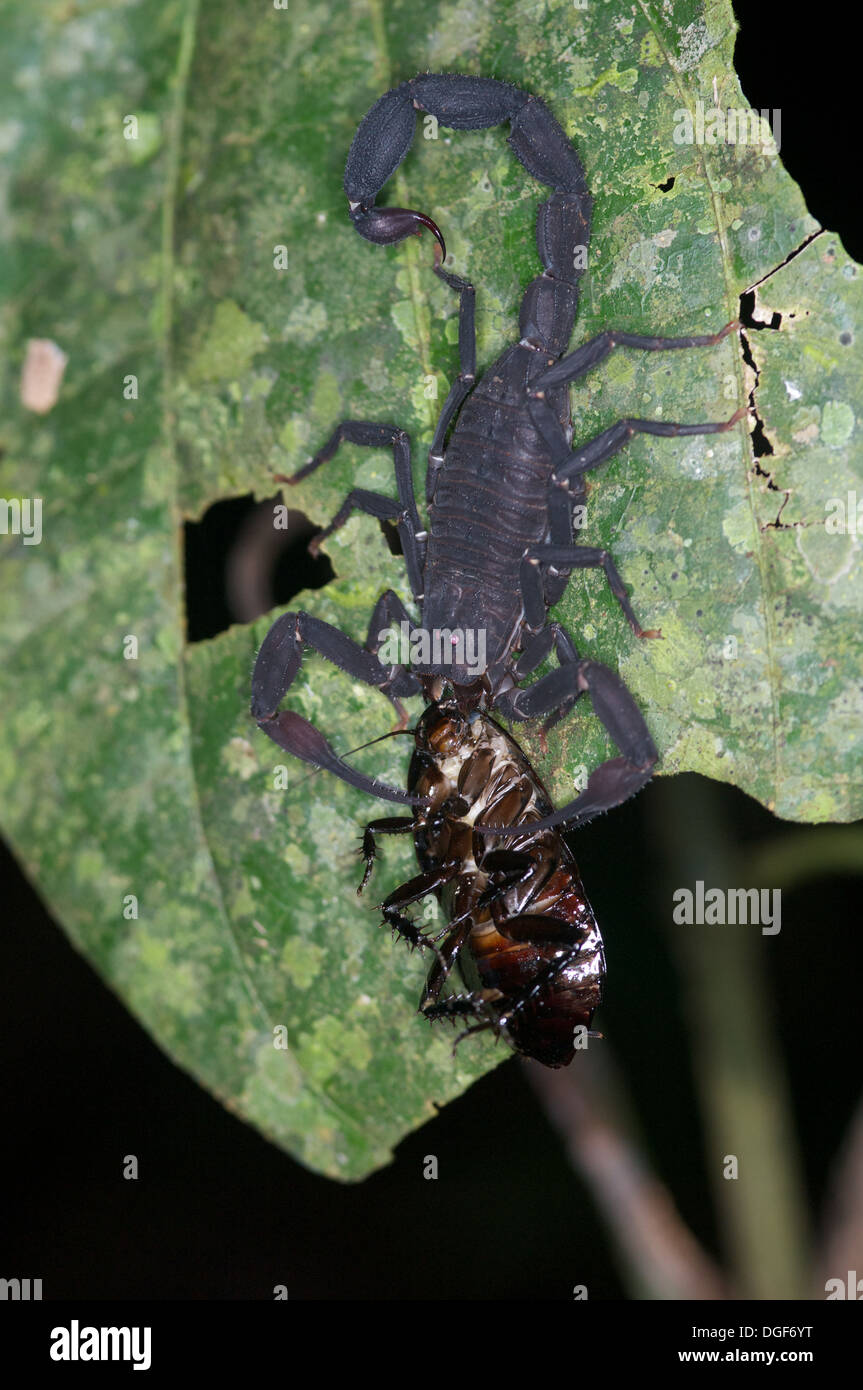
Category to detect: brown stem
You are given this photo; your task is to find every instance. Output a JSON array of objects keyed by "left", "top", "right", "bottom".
[
  {"left": 524, "top": 1050, "right": 730, "bottom": 1299},
  {"left": 816, "top": 1091, "right": 863, "bottom": 1297}
]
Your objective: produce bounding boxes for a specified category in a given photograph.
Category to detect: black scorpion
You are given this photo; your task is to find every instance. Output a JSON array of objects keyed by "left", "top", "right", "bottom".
[{"left": 252, "top": 73, "right": 744, "bottom": 832}]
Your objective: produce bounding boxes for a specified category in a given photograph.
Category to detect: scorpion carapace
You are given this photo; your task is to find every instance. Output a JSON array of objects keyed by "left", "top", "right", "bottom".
[
  {"left": 252, "top": 72, "right": 745, "bottom": 832},
  {"left": 360, "top": 700, "right": 605, "bottom": 1067}
]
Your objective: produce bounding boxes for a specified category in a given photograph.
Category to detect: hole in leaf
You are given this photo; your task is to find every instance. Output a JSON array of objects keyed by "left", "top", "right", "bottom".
[
  {"left": 379, "top": 518, "right": 403, "bottom": 556},
  {"left": 738, "top": 320, "right": 775, "bottom": 460},
  {"left": 184, "top": 495, "right": 333, "bottom": 642},
  {"left": 739, "top": 289, "right": 782, "bottom": 332}
]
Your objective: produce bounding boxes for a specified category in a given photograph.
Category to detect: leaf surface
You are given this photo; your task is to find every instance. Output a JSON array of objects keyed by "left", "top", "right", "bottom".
[{"left": 1, "top": 0, "right": 859, "bottom": 1179}]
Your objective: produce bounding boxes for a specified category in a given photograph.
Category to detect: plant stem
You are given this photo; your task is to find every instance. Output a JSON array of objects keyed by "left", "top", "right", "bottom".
[
  {"left": 653, "top": 775, "right": 810, "bottom": 1299},
  {"left": 525, "top": 1050, "right": 729, "bottom": 1299}
]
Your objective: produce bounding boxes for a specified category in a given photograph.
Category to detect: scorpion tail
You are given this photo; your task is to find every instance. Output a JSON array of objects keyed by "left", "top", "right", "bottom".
[
  {"left": 344, "top": 81, "right": 445, "bottom": 256},
  {"left": 344, "top": 73, "right": 591, "bottom": 334}
]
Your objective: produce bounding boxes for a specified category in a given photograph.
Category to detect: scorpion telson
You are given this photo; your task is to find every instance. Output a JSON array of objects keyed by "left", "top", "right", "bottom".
[
  {"left": 359, "top": 701, "right": 605, "bottom": 1067},
  {"left": 252, "top": 72, "right": 745, "bottom": 832}
]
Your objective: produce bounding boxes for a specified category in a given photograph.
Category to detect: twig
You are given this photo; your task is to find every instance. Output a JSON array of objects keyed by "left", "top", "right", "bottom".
[
  {"left": 816, "top": 1090, "right": 863, "bottom": 1296},
  {"left": 524, "top": 1050, "right": 730, "bottom": 1299},
  {"left": 652, "top": 776, "right": 810, "bottom": 1299}
]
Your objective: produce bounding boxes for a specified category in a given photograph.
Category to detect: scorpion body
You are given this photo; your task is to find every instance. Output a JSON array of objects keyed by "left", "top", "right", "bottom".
[
  {"left": 360, "top": 700, "right": 604, "bottom": 1067},
  {"left": 252, "top": 72, "right": 744, "bottom": 832}
]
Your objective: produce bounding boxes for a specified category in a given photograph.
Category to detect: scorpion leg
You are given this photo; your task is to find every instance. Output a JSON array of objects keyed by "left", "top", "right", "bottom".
[
  {"left": 539, "top": 477, "right": 589, "bottom": 609},
  {"left": 529, "top": 319, "right": 739, "bottom": 395},
  {"left": 426, "top": 265, "right": 477, "bottom": 504},
  {"left": 521, "top": 543, "right": 660, "bottom": 639},
  {"left": 515, "top": 624, "right": 571, "bottom": 677},
  {"left": 491, "top": 659, "right": 658, "bottom": 832},
  {"left": 521, "top": 466, "right": 656, "bottom": 640},
  {"left": 251, "top": 593, "right": 421, "bottom": 805},
  {"left": 529, "top": 395, "right": 748, "bottom": 486},
  {"left": 514, "top": 623, "right": 583, "bottom": 732},
  {"left": 524, "top": 394, "right": 745, "bottom": 631},
  {"left": 286, "top": 421, "right": 425, "bottom": 601},
  {"left": 362, "top": 588, "right": 423, "bottom": 720}
]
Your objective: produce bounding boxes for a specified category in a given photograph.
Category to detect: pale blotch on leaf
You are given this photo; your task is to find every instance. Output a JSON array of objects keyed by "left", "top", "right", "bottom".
[
  {"left": 20, "top": 338, "right": 68, "bottom": 414},
  {"left": 277, "top": 414, "right": 310, "bottom": 457},
  {"left": 280, "top": 937, "right": 325, "bottom": 990},
  {"left": 223, "top": 736, "right": 259, "bottom": 781},
  {"left": 231, "top": 882, "right": 255, "bottom": 920},
  {"left": 74, "top": 847, "right": 108, "bottom": 886},
  {"left": 640, "top": 32, "right": 663, "bottom": 66},
  {"left": 722, "top": 497, "right": 760, "bottom": 553},
  {"left": 282, "top": 298, "right": 328, "bottom": 347},
  {"left": 796, "top": 525, "right": 855, "bottom": 587},
  {"left": 574, "top": 65, "right": 639, "bottom": 99},
  {"left": 310, "top": 369, "right": 341, "bottom": 435},
  {"left": 676, "top": 20, "right": 713, "bottom": 73},
  {"left": 821, "top": 400, "right": 855, "bottom": 447},
  {"left": 188, "top": 301, "right": 267, "bottom": 385}
]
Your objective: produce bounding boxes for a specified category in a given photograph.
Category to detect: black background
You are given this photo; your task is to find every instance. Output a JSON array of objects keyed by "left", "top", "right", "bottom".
[{"left": 1, "top": 0, "right": 860, "bottom": 1301}]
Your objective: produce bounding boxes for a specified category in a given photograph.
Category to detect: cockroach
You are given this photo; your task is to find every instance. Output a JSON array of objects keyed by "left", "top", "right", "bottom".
[{"left": 359, "top": 698, "right": 604, "bottom": 1067}]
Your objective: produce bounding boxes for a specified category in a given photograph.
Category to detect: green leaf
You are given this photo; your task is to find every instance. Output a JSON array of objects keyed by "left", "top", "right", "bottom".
[{"left": 1, "top": 0, "right": 860, "bottom": 1180}]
